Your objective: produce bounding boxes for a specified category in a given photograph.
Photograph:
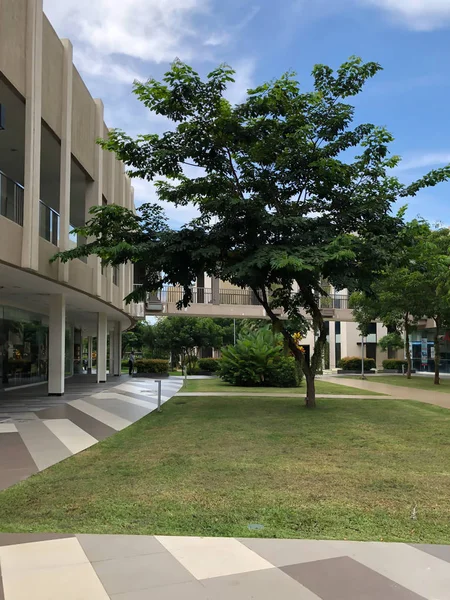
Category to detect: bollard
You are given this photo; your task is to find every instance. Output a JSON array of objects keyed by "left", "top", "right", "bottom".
[{"left": 155, "top": 379, "right": 162, "bottom": 412}]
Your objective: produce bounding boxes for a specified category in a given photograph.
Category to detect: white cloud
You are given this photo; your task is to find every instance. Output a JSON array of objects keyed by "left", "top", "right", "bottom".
[
  {"left": 361, "top": 0, "right": 450, "bottom": 30},
  {"left": 226, "top": 59, "right": 256, "bottom": 105},
  {"left": 397, "top": 152, "right": 450, "bottom": 171}
]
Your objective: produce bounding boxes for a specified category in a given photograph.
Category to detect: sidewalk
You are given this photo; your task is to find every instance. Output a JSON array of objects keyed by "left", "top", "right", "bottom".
[
  {"left": 0, "top": 533, "right": 448, "bottom": 599},
  {"left": 326, "top": 377, "right": 450, "bottom": 409},
  {"left": 0, "top": 376, "right": 182, "bottom": 491}
]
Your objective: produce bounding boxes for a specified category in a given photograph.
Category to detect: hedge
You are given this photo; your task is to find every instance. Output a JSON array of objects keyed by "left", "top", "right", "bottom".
[
  {"left": 134, "top": 359, "right": 169, "bottom": 374},
  {"left": 338, "top": 356, "right": 376, "bottom": 371},
  {"left": 198, "top": 358, "right": 220, "bottom": 372},
  {"left": 382, "top": 359, "right": 407, "bottom": 371}
]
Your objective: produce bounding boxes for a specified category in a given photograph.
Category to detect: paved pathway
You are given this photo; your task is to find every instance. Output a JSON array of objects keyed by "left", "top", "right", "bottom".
[
  {"left": 325, "top": 376, "right": 450, "bottom": 409},
  {"left": 176, "top": 391, "right": 388, "bottom": 399},
  {"left": 0, "top": 533, "right": 448, "bottom": 599},
  {"left": 0, "top": 376, "right": 182, "bottom": 491}
]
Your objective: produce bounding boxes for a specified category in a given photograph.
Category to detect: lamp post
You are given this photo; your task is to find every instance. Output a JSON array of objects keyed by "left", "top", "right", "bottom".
[{"left": 361, "top": 334, "right": 366, "bottom": 379}]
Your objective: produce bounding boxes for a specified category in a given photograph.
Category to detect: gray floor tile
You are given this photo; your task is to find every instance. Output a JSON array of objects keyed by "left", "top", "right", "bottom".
[
  {"left": 15, "top": 420, "right": 72, "bottom": 470},
  {"left": 0, "top": 577, "right": 3, "bottom": 600},
  {"left": 281, "top": 556, "right": 427, "bottom": 600},
  {"left": 92, "top": 551, "right": 196, "bottom": 595},
  {"left": 239, "top": 538, "right": 346, "bottom": 567},
  {"left": 410, "top": 543, "right": 450, "bottom": 563},
  {"left": 202, "top": 567, "right": 321, "bottom": 599},
  {"left": 83, "top": 397, "right": 150, "bottom": 422},
  {"left": 0, "top": 467, "right": 38, "bottom": 491},
  {"left": 0, "top": 432, "right": 37, "bottom": 470},
  {"left": 77, "top": 534, "right": 167, "bottom": 562},
  {"left": 110, "top": 581, "right": 210, "bottom": 600}
]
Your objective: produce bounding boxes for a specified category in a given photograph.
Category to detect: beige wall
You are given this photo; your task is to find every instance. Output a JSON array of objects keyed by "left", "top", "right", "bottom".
[
  {"left": 71, "top": 68, "right": 96, "bottom": 178},
  {"left": 0, "top": 0, "right": 27, "bottom": 95},
  {"left": 0, "top": 217, "right": 23, "bottom": 267},
  {"left": 0, "top": 0, "right": 135, "bottom": 319},
  {"left": 41, "top": 16, "right": 63, "bottom": 138}
]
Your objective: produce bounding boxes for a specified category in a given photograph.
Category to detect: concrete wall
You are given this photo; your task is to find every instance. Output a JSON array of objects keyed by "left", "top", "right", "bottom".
[
  {"left": 0, "top": 0, "right": 135, "bottom": 321},
  {"left": 41, "top": 16, "right": 63, "bottom": 138},
  {"left": 71, "top": 68, "right": 96, "bottom": 178},
  {"left": 0, "top": 217, "right": 23, "bottom": 267},
  {"left": 0, "top": 0, "right": 27, "bottom": 95}
]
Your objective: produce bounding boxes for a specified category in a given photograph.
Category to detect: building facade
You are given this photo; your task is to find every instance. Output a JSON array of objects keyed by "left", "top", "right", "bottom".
[{"left": 0, "top": 0, "right": 139, "bottom": 394}]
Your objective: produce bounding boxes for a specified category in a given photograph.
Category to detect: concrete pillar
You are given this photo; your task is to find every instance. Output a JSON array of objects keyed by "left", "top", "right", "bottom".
[
  {"left": 48, "top": 294, "right": 65, "bottom": 395},
  {"left": 87, "top": 336, "right": 93, "bottom": 374},
  {"left": 212, "top": 277, "right": 220, "bottom": 305},
  {"left": 21, "top": 0, "right": 43, "bottom": 272},
  {"left": 57, "top": 39, "right": 73, "bottom": 282},
  {"left": 97, "top": 313, "right": 107, "bottom": 383},
  {"left": 108, "top": 331, "right": 114, "bottom": 375},
  {"left": 329, "top": 321, "right": 336, "bottom": 369},
  {"left": 113, "top": 322, "right": 122, "bottom": 376},
  {"left": 85, "top": 99, "right": 104, "bottom": 297},
  {"left": 377, "top": 323, "right": 388, "bottom": 368}
]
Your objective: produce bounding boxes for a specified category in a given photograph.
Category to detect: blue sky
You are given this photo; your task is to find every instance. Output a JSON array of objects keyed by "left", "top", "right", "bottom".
[{"left": 43, "top": 0, "right": 450, "bottom": 227}]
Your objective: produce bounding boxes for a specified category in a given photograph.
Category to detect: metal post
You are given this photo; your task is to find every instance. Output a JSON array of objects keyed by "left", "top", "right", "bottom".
[
  {"left": 155, "top": 379, "right": 162, "bottom": 412},
  {"left": 361, "top": 335, "right": 365, "bottom": 379}
]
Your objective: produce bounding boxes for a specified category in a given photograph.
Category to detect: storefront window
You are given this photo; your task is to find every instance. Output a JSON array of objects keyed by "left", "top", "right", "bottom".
[
  {"left": 0, "top": 305, "right": 48, "bottom": 387},
  {"left": 65, "top": 325, "right": 74, "bottom": 376}
]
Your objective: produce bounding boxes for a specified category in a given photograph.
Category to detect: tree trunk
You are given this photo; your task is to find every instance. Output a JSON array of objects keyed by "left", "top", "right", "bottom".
[
  {"left": 404, "top": 314, "right": 412, "bottom": 379},
  {"left": 434, "top": 318, "right": 440, "bottom": 385},
  {"left": 304, "top": 370, "right": 316, "bottom": 409}
]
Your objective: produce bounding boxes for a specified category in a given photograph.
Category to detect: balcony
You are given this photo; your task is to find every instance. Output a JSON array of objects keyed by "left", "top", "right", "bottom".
[
  {"left": 0, "top": 171, "right": 24, "bottom": 226},
  {"left": 39, "top": 200, "right": 59, "bottom": 245}
]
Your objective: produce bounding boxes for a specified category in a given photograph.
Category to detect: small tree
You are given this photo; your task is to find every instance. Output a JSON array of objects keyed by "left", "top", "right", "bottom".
[{"left": 53, "top": 58, "right": 450, "bottom": 407}]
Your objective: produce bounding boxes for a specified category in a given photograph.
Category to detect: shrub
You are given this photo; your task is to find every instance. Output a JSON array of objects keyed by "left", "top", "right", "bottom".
[
  {"left": 187, "top": 366, "right": 200, "bottom": 375},
  {"left": 382, "top": 359, "right": 407, "bottom": 371},
  {"left": 134, "top": 359, "right": 169, "bottom": 374},
  {"left": 218, "top": 328, "right": 302, "bottom": 387},
  {"left": 198, "top": 358, "right": 220, "bottom": 372},
  {"left": 338, "top": 356, "right": 376, "bottom": 371}
]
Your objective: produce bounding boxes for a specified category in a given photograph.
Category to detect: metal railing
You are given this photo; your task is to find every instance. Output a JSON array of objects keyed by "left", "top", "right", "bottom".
[
  {"left": 319, "top": 294, "right": 349, "bottom": 310},
  {"left": 39, "top": 200, "right": 59, "bottom": 245},
  {"left": 0, "top": 171, "right": 24, "bottom": 226}
]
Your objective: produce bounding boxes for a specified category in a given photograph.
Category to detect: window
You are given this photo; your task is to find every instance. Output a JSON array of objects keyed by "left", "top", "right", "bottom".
[
  {"left": 113, "top": 266, "right": 119, "bottom": 286},
  {"left": 367, "top": 322, "right": 377, "bottom": 335},
  {"left": 335, "top": 321, "right": 341, "bottom": 335}
]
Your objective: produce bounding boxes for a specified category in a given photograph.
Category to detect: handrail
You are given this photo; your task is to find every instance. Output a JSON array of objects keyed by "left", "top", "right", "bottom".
[{"left": 39, "top": 200, "right": 59, "bottom": 246}]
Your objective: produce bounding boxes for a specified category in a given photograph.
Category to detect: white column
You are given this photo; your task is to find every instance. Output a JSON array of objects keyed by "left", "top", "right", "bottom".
[
  {"left": 212, "top": 277, "right": 220, "bottom": 305},
  {"left": 329, "top": 321, "right": 336, "bottom": 369},
  {"left": 377, "top": 322, "right": 388, "bottom": 368},
  {"left": 109, "top": 330, "right": 115, "bottom": 375},
  {"left": 85, "top": 99, "right": 104, "bottom": 297},
  {"left": 57, "top": 39, "right": 73, "bottom": 282},
  {"left": 21, "top": 0, "right": 43, "bottom": 272},
  {"left": 87, "top": 336, "right": 93, "bottom": 374},
  {"left": 48, "top": 294, "right": 66, "bottom": 395},
  {"left": 97, "top": 313, "right": 108, "bottom": 383},
  {"left": 113, "top": 322, "right": 122, "bottom": 376}
]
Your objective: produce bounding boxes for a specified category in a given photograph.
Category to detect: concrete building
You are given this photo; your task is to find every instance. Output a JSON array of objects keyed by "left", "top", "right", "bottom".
[{"left": 0, "top": 0, "right": 140, "bottom": 394}]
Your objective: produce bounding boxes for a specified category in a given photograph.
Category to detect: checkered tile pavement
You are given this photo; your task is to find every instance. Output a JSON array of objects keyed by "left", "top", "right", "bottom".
[{"left": 0, "top": 534, "right": 448, "bottom": 599}]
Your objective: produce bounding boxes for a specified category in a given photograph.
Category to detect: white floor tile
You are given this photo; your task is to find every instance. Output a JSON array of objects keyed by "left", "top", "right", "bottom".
[
  {"left": 3, "top": 561, "right": 110, "bottom": 600},
  {"left": 69, "top": 399, "right": 132, "bottom": 431},
  {"left": 155, "top": 536, "right": 273, "bottom": 580},
  {"left": 42, "top": 419, "right": 98, "bottom": 454},
  {"left": 0, "top": 537, "right": 89, "bottom": 572},
  {"left": 0, "top": 423, "right": 17, "bottom": 433}
]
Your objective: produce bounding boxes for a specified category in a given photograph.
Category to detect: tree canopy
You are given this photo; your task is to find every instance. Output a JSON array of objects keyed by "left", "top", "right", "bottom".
[{"left": 53, "top": 57, "right": 450, "bottom": 407}]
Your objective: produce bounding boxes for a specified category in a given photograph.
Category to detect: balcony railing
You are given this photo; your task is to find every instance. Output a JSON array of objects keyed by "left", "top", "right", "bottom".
[
  {"left": 319, "top": 294, "right": 349, "bottom": 310},
  {"left": 0, "top": 171, "right": 24, "bottom": 226},
  {"left": 39, "top": 200, "right": 59, "bottom": 246}
]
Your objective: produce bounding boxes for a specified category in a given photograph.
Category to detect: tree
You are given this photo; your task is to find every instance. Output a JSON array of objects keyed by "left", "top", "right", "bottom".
[
  {"left": 122, "top": 321, "right": 154, "bottom": 354},
  {"left": 53, "top": 58, "right": 450, "bottom": 407},
  {"left": 152, "top": 317, "right": 224, "bottom": 368},
  {"left": 350, "top": 221, "right": 450, "bottom": 383}
]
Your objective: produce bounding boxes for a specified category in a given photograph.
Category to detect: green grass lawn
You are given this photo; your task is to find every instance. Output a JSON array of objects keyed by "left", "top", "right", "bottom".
[
  {"left": 342, "top": 375, "right": 450, "bottom": 393},
  {"left": 181, "top": 377, "right": 383, "bottom": 396},
  {"left": 0, "top": 395, "right": 449, "bottom": 543}
]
